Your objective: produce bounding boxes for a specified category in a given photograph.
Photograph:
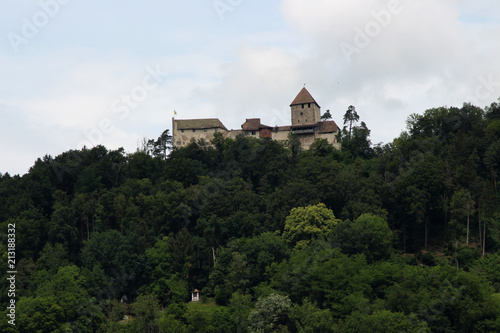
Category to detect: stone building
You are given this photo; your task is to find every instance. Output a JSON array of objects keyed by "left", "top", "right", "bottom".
[
  {"left": 171, "top": 118, "right": 228, "bottom": 147},
  {"left": 172, "top": 87, "right": 340, "bottom": 150}
]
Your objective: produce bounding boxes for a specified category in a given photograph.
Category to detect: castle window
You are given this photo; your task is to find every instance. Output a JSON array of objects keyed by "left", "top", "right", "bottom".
[
  {"left": 302, "top": 104, "right": 304, "bottom": 109},
  {"left": 192, "top": 129, "right": 196, "bottom": 132},
  {"left": 215, "top": 128, "right": 218, "bottom": 132},
  {"left": 204, "top": 129, "right": 208, "bottom": 132},
  {"left": 251, "top": 131, "right": 256, "bottom": 135},
  {"left": 300, "top": 112, "right": 303, "bottom": 116},
  {"left": 181, "top": 129, "right": 184, "bottom": 133},
  {"left": 308, "top": 103, "right": 311, "bottom": 108}
]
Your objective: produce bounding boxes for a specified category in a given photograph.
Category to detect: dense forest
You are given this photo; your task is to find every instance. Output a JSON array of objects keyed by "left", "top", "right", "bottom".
[{"left": 1, "top": 99, "right": 500, "bottom": 332}]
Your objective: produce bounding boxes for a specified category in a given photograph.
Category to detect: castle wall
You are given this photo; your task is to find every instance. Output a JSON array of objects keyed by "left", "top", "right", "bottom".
[
  {"left": 271, "top": 130, "right": 290, "bottom": 142},
  {"left": 226, "top": 130, "right": 242, "bottom": 139},
  {"left": 226, "top": 130, "right": 261, "bottom": 140},
  {"left": 172, "top": 122, "right": 227, "bottom": 147},
  {"left": 317, "top": 132, "right": 341, "bottom": 150},
  {"left": 297, "top": 133, "right": 317, "bottom": 149}
]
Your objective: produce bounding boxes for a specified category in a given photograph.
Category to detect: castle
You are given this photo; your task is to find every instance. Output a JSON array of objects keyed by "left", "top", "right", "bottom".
[{"left": 172, "top": 87, "right": 341, "bottom": 150}]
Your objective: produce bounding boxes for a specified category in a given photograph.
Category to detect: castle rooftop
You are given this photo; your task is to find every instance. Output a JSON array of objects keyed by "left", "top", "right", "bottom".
[{"left": 290, "top": 87, "right": 320, "bottom": 107}]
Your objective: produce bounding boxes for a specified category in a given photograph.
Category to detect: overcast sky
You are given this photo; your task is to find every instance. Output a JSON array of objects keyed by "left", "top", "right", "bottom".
[{"left": 1, "top": 0, "right": 500, "bottom": 176}]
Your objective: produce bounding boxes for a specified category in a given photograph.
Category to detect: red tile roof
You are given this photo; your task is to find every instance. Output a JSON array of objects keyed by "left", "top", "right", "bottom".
[
  {"left": 241, "top": 118, "right": 272, "bottom": 131},
  {"left": 241, "top": 118, "right": 261, "bottom": 131},
  {"left": 318, "top": 120, "right": 339, "bottom": 133},
  {"left": 290, "top": 87, "right": 320, "bottom": 107},
  {"left": 276, "top": 125, "right": 291, "bottom": 131},
  {"left": 289, "top": 121, "right": 339, "bottom": 133}
]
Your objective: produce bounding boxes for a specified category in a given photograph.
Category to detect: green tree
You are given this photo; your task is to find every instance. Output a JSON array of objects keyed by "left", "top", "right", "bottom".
[
  {"left": 158, "top": 314, "right": 187, "bottom": 333},
  {"left": 343, "top": 105, "right": 359, "bottom": 139},
  {"left": 74, "top": 164, "right": 104, "bottom": 194},
  {"left": 283, "top": 203, "right": 339, "bottom": 249},
  {"left": 71, "top": 192, "right": 97, "bottom": 241},
  {"left": 81, "top": 230, "right": 147, "bottom": 299},
  {"left": 320, "top": 109, "right": 332, "bottom": 121},
  {"left": 16, "top": 296, "right": 65, "bottom": 333},
  {"left": 129, "top": 294, "right": 162, "bottom": 333},
  {"left": 183, "top": 302, "right": 213, "bottom": 333},
  {"left": 160, "top": 303, "right": 188, "bottom": 331},
  {"left": 340, "top": 120, "right": 373, "bottom": 159},
  {"left": 450, "top": 188, "right": 475, "bottom": 245},
  {"left": 264, "top": 179, "right": 322, "bottom": 232},
  {"left": 483, "top": 140, "right": 500, "bottom": 192},
  {"left": 238, "top": 232, "right": 290, "bottom": 287},
  {"left": 396, "top": 152, "right": 448, "bottom": 249},
  {"left": 17, "top": 265, "right": 105, "bottom": 333},
  {"left": 307, "top": 138, "right": 336, "bottom": 157},
  {"left": 47, "top": 199, "right": 79, "bottom": 257},
  {"left": 229, "top": 291, "right": 253, "bottom": 332},
  {"left": 286, "top": 133, "right": 302, "bottom": 164},
  {"left": 0, "top": 208, "right": 46, "bottom": 260},
  {"left": 333, "top": 213, "right": 394, "bottom": 262},
  {"left": 168, "top": 227, "right": 195, "bottom": 279},
  {"left": 340, "top": 310, "right": 430, "bottom": 333},
  {"left": 147, "top": 129, "right": 172, "bottom": 160},
  {"left": 225, "top": 252, "right": 250, "bottom": 293},
  {"left": 349, "top": 121, "right": 373, "bottom": 158},
  {"left": 268, "top": 242, "right": 372, "bottom": 312},
  {"left": 385, "top": 265, "right": 499, "bottom": 332},
  {"left": 248, "top": 293, "right": 294, "bottom": 333},
  {"left": 143, "top": 237, "right": 188, "bottom": 304},
  {"left": 291, "top": 299, "right": 336, "bottom": 333},
  {"left": 36, "top": 242, "right": 71, "bottom": 273}
]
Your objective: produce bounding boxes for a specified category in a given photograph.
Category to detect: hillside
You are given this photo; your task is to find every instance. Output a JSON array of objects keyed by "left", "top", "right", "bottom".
[{"left": 1, "top": 99, "right": 500, "bottom": 332}]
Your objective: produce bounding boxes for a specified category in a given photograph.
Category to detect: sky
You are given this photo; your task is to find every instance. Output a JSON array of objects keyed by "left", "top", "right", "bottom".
[{"left": 1, "top": 0, "right": 500, "bottom": 176}]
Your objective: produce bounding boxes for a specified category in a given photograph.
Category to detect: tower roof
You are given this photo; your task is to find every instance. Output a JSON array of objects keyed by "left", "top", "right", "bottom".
[{"left": 290, "top": 87, "right": 320, "bottom": 107}]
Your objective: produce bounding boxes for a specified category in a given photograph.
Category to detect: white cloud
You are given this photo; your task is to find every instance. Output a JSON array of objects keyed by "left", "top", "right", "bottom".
[
  {"left": 2, "top": 1, "right": 500, "bottom": 175},
  {"left": 196, "top": 45, "right": 302, "bottom": 129},
  {"left": 279, "top": 0, "right": 500, "bottom": 143}
]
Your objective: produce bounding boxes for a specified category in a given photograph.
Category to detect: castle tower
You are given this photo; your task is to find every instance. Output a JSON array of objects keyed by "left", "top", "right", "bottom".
[{"left": 290, "top": 87, "right": 321, "bottom": 125}]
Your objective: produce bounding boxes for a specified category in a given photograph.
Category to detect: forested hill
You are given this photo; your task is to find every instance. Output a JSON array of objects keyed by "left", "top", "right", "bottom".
[{"left": 1, "top": 100, "right": 500, "bottom": 332}]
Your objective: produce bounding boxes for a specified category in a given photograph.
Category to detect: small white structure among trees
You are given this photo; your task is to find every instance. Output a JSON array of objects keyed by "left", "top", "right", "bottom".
[{"left": 191, "top": 289, "right": 201, "bottom": 302}]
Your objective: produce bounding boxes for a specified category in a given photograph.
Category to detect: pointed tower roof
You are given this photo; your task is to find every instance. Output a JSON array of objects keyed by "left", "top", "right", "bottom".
[{"left": 290, "top": 87, "right": 320, "bottom": 107}]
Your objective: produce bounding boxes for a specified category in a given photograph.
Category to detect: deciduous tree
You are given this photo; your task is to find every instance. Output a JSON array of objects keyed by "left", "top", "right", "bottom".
[{"left": 283, "top": 203, "right": 339, "bottom": 249}]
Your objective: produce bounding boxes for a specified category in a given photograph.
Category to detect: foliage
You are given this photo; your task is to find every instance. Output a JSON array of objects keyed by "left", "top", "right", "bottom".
[
  {"left": 146, "top": 129, "right": 172, "bottom": 159},
  {"left": 248, "top": 293, "right": 294, "bottom": 333},
  {"left": 17, "top": 265, "right": 105, "bottom": 332},
  {"left": 333, "top": 213, "right": 394, "bottom": 262},
  {"left": 129, "top": 294, "right": 162, "bottom": 333},
  {"left": 283, "top": 203, "right": 340, "bottom": 249},
  {"left": 81, "top": 230, "right": 147, "bottom": 299},
  {"left": 320, "top": 109, "right": 332, "bottom": 121},
  {"left": 291, "top": 299, "right": 336, "bottom": 333},
  {"left": 343, "top": 105, "right": 359, "bottom": 140},
  {"left": 340, "top": 310, "right": 430, "bottom": 333},
  {"left": 1, "top": 98, "right": 500, "bottom": 332}
]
